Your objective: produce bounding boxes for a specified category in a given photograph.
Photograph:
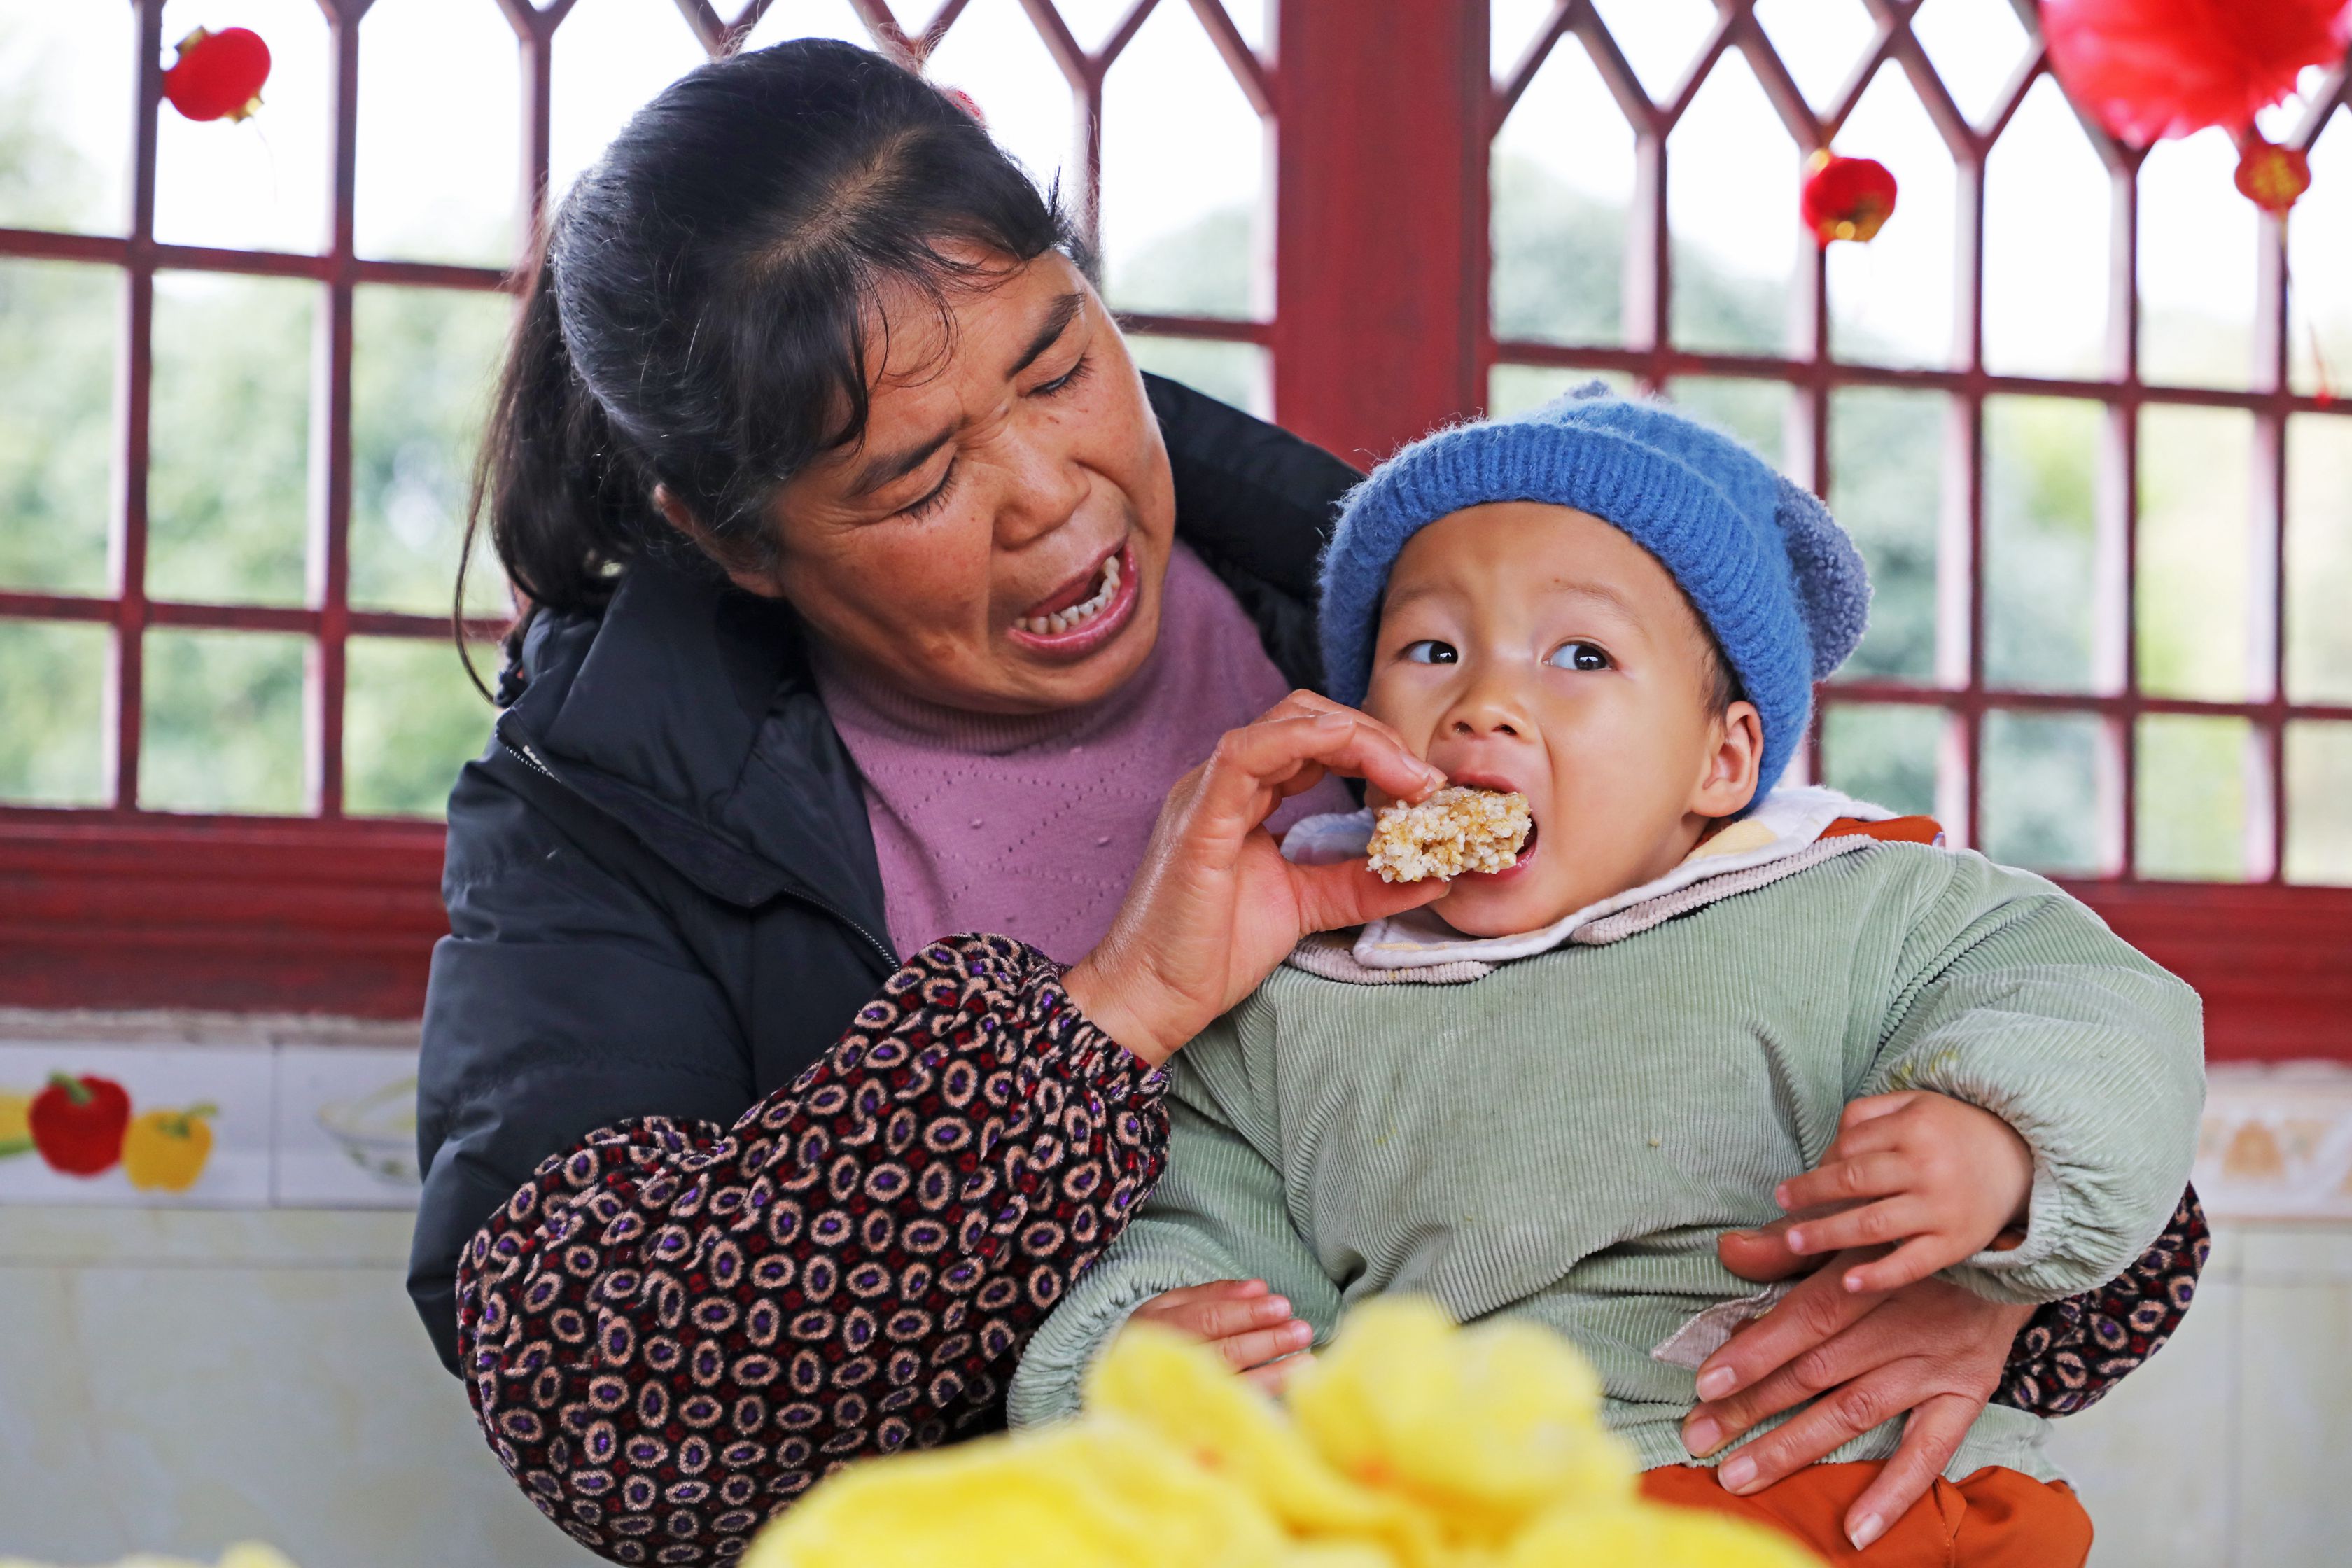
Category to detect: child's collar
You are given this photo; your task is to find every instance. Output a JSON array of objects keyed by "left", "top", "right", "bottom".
[{"left": 1280, "top": 786, "right": 1940, "bottom": 983}]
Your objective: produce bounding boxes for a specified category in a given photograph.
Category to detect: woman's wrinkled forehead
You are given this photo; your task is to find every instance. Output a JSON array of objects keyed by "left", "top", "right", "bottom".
[{"left": 783, "top": 249, "right": 1091, "bottom": 509}]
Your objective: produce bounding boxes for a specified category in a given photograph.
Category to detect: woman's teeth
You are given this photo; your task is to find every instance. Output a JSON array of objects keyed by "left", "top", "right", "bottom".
[{"left": 1018, "top": 552, "right": 1121, "bottom": 636}]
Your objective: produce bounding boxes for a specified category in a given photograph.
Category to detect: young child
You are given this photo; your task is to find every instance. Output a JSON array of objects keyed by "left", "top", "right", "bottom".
[{"left": 1007, "top": 389, "right": 2204, "bottom": 1564}]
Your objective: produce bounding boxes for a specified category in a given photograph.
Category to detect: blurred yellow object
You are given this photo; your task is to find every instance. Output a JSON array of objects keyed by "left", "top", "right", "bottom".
[
  {"left": 1506, "top": 1504, "right": 1823, "bottom": 1567},
  {"left": 1289, "top": 1297, "right": 1634, "bottom": 1549},
  {"left": 744, "top": 1297, "right": 1821, "bottom": 1568},
  {"left": 0, "top": 1544, "right": 300, "bottom": 1568}
]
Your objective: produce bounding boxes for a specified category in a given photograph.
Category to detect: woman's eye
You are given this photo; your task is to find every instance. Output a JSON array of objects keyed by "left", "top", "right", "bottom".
[
  {"left": 1032, "top": 354, "right": 1091, "bottom": 398},
  {"left": 897, "top": 458, "right": 958, "bottom": 519},
  {"left": 1548, "top": 641, "right": 1611, "bottom": 672},
  {"left": 1401, "top": 640, "right": 1457, "bottom": 665}
]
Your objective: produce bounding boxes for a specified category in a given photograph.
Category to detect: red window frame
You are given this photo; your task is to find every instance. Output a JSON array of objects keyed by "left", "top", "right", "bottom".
[{"left": 3, "top": 0, "right": 2348, "bottom": 1055}]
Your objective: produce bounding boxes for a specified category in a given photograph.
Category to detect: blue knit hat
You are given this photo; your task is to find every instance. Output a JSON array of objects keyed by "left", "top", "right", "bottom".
[{"left": 1318, "top": 385, "right": 1869, "bottom": 796}]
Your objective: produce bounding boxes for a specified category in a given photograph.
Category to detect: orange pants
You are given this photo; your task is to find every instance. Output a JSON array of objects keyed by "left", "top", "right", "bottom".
[{"left": 1640, "top": 1462, "right": 2091, "bottom": 1567}]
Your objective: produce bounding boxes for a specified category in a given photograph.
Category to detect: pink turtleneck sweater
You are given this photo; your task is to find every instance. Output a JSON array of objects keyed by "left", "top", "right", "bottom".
[{"left": 813, "top": 541, "right": 1354, "bottom": 964}]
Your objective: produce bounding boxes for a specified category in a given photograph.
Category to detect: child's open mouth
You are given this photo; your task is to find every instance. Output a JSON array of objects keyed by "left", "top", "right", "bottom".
[
  {"left": 1007, "top": 540, "right": 1139, "bottom": 659},
  {"left": 1466, "top": 818, "right": 1538, "bottom": 880}
]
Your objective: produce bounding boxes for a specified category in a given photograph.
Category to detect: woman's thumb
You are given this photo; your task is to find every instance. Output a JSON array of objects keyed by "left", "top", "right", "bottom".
[{"left": 1289, "top": 862, "right": 1446, "bottom": 936}]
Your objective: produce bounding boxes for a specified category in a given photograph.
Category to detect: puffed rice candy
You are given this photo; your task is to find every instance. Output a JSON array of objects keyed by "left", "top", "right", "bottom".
[{"left": 1365, "top": 785, "right": 1532, "bottom": 883}]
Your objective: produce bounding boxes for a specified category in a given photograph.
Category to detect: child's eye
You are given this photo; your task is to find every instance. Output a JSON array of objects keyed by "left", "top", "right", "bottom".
[
  {"left": 1401, "top": 640, "right": 1458, "bottom": 665},
  {"left": 1547, "top": 641, "right": 1611, "bottom": 672}
]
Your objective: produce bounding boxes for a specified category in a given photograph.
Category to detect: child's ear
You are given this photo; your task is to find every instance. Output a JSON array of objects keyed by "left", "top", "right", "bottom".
[{"left": 1690, "top": 701, "right": 1764, "bottom": 819}]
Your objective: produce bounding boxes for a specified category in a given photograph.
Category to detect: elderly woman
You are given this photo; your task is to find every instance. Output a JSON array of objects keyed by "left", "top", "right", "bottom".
[{"left": 410, "top": 38, "right": 2204, "bottom": 1566}]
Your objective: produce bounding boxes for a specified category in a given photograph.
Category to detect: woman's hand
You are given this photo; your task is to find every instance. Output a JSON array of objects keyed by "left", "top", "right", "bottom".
[
  {"left": 1682, "top": 1222, "right": 2033, "bottom": 1551},
  {"left": 1064, "top": 691, "right": 1446, "bottom": 1065}
]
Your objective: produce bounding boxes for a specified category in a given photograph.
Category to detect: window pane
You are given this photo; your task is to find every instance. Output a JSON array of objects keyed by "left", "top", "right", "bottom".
[
  {"left": 1984, "top": 396, "right": 2100, "bottom": 692},
  {"left": 154, "top": 0, "right": 332, "bottom": 253},
  {"left": 1488, "top": 365, "right": 1634, "bottom": 419},
  {"left": 1822, "top": 702, "right": 1944, "bottom": 818},
  {"left": 1590, "top": 0, "right": 1716, "bottom": 104},
  {"left": 0, "top": 619, "right": 107, "bottom": 806},
  {"left": 1665, "top": 377, "right": 1784, "bottom": 459},
  {"left": 1826, "top": 59, "right": 1956, "bottom": 370},
  {"left": 2138, "top": 129, "right": 2257, "bottom": 391},
  {"left": 1102, "top": 0, "right": 1267, "bottom": 321},
  {"left": 1669, "top": 50, "right": 1798, "bottom": 357},
  {"left": 909, "top": 0, "right": 1074, "bottom": 218},
  {"left": 351, "top": 285, "right": 513, "bottom": 619},
  {"left": 1491, "top": 31, "right": 1634, "bottom": 349},
  {"left": 1115, "top": 208, "right": 1253, "bottom": 321},
  {"left": 139, "top": 629, "right": 307, "bottom": 815},
  {"left": 1982, "top": 76, "right": 2108, "bottom": 379},
  {"left": 0, "top": 258, "right": 114, "bottom": 595},
  {"left": 356, "top": 0, "right": 519, "bottom": 265},
  {"left": 1910, "top": 0, "right": 2033, "bottom": 129},
  {"left": 548, "top": 0, "right": 713, "bottom": 213},
  {"left": 2287, "top": 111, "right": 2350, "bottom": 400},
  {"left": 0, "top": 0, "right": 131, "bottom": 234},
  {"left": 2285, "top": 722, "right": 2352, "bottom": 885},
  {"left": 146, "top": 274, "right": 314, "bottom": 608},
  {"left": 2136, "top": 714, "right": 2250, "bottom": 881},
  {"left": 1829, "top": 387, "right": 1945, "bottom": 681},
  {"left": 345, "top": 637, "right": 495, "bottom": 818},
  {"left": 1981, "top": 709, "right": 2108, "bottom": 874},
  {"left": 2137, "top": 405, "right": 2252, "bottom": 702},
  {"left": 1124, "top": 336, "right": 1268, "bottom": 421},
  {"left": 2286, "top": 414, "right": 2352, "bottom": 706},
  {"left": 1751, "top": 0, "right": 1875, "bottom": 117}
]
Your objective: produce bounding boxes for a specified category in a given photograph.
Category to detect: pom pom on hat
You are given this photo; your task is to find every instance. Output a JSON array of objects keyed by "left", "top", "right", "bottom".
[{"left": 1317, "top": 386, "right": 1870, "bottom": 798}]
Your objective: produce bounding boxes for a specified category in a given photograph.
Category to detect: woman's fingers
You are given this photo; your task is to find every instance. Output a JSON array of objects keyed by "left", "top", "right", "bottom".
[
  {"left": 1715, "top": 1216, "right": 1814, "bottom": 1282},
  {"left": 1287, "top": 858, "right": 1447, "bottom": 934},
  {"left": 1687, "top": 1251, "right": 1885, "bottom": 1408},
  {"left": 1842, "top": 1394, "right": 1977, "bottom": 1550},
  {"left": 1776, "top": 1152, "right": 1912, "bottom": 1214},
  {"left": 1708, "top": 1359, "right": 1921, "bottom": 1495},
  {"left": 1198, "top": 712, "right": 1441, "bottom": 831}
]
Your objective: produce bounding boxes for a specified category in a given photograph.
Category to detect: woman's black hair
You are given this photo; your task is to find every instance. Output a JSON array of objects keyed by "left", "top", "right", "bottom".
[{"left": 458, "top": 38, "right": 1080, "bottom": 671}]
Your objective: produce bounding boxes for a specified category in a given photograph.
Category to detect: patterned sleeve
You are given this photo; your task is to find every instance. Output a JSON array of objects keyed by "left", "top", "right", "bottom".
[
  {"left": 1994, "top": 1184, "right": 2209, "bottom": 1417},
  {"left": 454, "top": 933, "right": 1170, "bottom": 1565}
]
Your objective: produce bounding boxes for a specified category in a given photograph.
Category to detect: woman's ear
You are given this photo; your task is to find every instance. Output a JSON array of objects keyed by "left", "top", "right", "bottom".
[
  {"left": 1690, "top": 700, "right": 1765, "bottom": 819},
  {"left": 652, "top": 484, "right": 787, "bottom": 599}
]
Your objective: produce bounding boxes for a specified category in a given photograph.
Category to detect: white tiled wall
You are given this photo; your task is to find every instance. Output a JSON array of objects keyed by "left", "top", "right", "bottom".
[
  {"left": 2, "top": 1015, "right": 2348, "bottom": 1567},
  {"left": 2046, "top": 1218, "right": 2352, "bottom": 1567}
]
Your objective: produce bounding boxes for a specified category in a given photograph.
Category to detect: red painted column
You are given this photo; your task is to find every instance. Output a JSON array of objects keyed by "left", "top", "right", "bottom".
[{"left": 1270, "top": 0, "right": 1489, "bottom": 467}]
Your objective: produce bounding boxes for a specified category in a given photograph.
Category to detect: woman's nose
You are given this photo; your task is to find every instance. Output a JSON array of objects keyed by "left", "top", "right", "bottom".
[{"left": 993, "top": 430, "right": 1091, "bottom": 548}]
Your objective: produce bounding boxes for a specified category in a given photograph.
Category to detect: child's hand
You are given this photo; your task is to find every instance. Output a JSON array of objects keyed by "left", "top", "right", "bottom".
[
  {"left": 1126, "top": 1278, "right": 1317, "bottom": 1394},
  {"left": 1774, "top": 1091, "right": 2033, "bottom": 1294}
]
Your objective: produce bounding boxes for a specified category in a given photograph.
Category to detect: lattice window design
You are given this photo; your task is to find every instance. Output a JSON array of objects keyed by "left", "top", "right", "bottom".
[
  {"left": 1486, "top": 0, "right": 2352, "bottom": 886},
  {"left": 0, "top": 0, "right": 1269, "bottom": 821}
]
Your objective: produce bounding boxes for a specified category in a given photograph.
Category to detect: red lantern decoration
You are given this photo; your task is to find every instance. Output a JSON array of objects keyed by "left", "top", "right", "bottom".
[
  {"left": 1800, "top": 152, "right": 1898, "bottom": 246},
  {"left": 2043, "top": 0, "right": 2351, "bottom": 148},
  {"left": 162, "top": 26, "right": 272, "bottom": 124}
]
